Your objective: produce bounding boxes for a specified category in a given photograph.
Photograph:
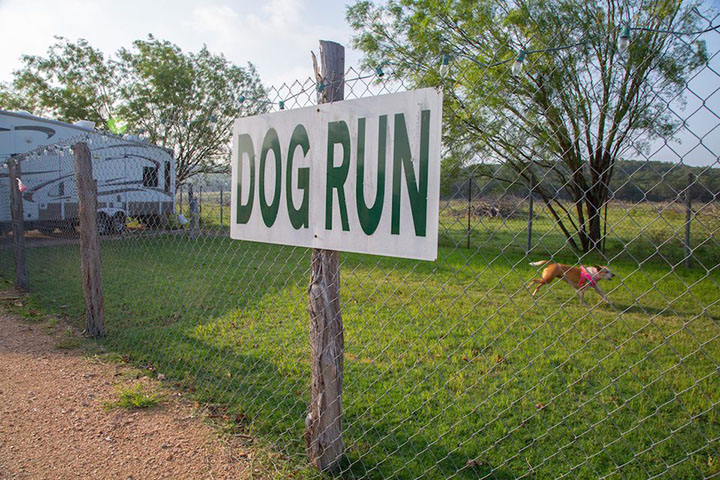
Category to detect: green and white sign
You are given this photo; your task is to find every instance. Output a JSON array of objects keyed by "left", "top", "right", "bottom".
[{"left": 231, "top": 88, "right": 442, "bottom": 260}]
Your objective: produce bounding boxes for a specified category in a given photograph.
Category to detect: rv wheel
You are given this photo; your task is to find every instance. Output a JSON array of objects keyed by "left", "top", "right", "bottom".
[
  {"left": 60, "top": 222, "right": 76, "bottom": 233},
  {"left": 140, "top": 214, "right": 162, "bottom": 229},
  {"left": 97, "top": 213, "right": 110, "bottom": 236},
  {"left": 111, "top": 213, "right": 126, "bottom": 234}
]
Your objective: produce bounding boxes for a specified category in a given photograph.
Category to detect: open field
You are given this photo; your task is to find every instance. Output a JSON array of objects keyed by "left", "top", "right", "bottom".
[
  {"left": 1, "top": 201, "right": 718, "bottom": 479},
  {"left": 182, "top": 191, "right": 720, "bottom": 266}
]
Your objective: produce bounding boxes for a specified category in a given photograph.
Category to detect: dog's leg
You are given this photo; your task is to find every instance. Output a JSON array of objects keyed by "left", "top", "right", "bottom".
[
  {"left": 577, "top": 288, "right": 589, "bottom": 307},
  {"left": 593, "top": 285, "right": 612, "bottom": 304},
  {"left": 529, "top": 278, "right": 546, "bottom": 297},
  {"left": 530, "top": 268, "right": 558, "bottom": 298}
]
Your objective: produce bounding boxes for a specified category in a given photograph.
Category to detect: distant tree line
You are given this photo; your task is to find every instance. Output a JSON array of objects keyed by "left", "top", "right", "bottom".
[{"left": 446, "top": 159, "right": 720, "bottom": 203}]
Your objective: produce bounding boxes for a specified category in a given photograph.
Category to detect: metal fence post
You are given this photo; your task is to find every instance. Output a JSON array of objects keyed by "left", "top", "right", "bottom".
[
  {"left": 73, "top": 141, "right": 105, "bottom": 337},
  {"left": 685, "top": 172, "right": 693, "bottom": 269},
  {"left": 305, "top": 39, "right": 345, "bottom": 472},
  {"left": 189, "top": 183, "right": 198, "bottom": 238},
  {"left": 527, "top": 175, "right": 534, "bottom": 255},
  {"left": 467, "top": 174, "right": 472, "bottom": 249},
  {"left": 220, "top": 185, "right": 224, "bottom": 228},
  {"left": 8, "top": 157, "right": 28, "bottom": 291}
]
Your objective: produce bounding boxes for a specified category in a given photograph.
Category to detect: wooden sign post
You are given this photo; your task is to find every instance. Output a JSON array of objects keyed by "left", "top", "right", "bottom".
[{"left": 305, "top": 40, "right": 345, "bottom": 471}]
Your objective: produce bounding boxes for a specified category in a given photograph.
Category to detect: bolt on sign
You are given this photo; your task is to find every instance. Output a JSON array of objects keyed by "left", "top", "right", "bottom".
[{"left": 231, "top": 88, "right": 443, "bottom": 260}]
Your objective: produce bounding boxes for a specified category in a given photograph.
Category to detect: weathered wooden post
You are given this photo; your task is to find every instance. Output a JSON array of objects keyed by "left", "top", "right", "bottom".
[
  {"left": 305, "top": 40, "right": 345, "bottom": 471},
  {"left": 73, "top": 142, "right": 105, "bottom": 337},
  {"left": 8, "top": 157, "right": 28, "bottom": 291},
  {"left": 526, "top": 175, "right": 534, "bottom": 255},
  {"left": 685, "top": 172, "right": 693, "bottom": 269}
]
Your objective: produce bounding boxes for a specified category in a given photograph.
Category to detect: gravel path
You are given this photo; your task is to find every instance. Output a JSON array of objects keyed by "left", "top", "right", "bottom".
[{"left": 0, "top": 309, "right": 259, "bottom": 479}]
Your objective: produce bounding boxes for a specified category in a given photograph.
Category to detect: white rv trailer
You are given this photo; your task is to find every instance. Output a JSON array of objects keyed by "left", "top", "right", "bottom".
[{"left": 0, "top": 110, "right": 175, "bottom": 235}]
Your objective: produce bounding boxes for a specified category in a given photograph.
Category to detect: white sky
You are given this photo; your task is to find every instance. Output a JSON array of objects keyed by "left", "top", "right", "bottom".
[
  {"left": 1, "top": 0, "right": 719, "bottom": 166},
  {"left": 0, "top": 0, "right": 361, "bottom": 88}
]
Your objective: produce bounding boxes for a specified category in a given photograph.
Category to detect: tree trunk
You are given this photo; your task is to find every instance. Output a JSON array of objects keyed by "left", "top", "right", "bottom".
[
  {"left": 585, "top": 173, "right": 610, "bottom": 252},
  {"left": 586, "top": 202, "right": 603, "bottom": 251}
]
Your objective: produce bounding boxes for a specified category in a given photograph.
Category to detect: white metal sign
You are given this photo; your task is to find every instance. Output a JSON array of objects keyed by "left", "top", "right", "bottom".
[{"left": 230, "top": 88, "right": 442, "bottom": 260}]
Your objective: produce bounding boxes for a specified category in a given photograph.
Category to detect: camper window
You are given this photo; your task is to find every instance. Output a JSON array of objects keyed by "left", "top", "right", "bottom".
[{"left": 143, "top": 166, "right": 159, "bottom": 187}]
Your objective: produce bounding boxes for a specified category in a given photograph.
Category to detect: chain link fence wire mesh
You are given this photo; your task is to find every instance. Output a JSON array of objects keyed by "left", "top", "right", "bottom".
[{"left": 2, "top": 14, "right": 720, "bottom": 480}]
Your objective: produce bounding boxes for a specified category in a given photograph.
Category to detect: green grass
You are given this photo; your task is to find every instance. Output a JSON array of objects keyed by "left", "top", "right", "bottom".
[
  {"left": 104, "top": 384, "right": 161, "bottom": 410},
  {"left": 0, "top": 201, "right": 718, "bottom": 479},
  {"left": 54, "top": 332, "right": 86, "bottom": 350}
]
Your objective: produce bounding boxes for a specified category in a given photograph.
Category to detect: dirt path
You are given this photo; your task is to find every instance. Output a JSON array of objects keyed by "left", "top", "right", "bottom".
[{"left": 0, "top": 309, "right": 261, "bottom": 479}]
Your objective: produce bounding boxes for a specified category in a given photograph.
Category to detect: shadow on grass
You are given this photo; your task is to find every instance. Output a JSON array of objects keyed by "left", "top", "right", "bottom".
[
  {"left": 613, "top": 302, "right": 720, "bottom": 322},
  {"left": 106, "top": 316, "right": 520, "bottom": 480}
]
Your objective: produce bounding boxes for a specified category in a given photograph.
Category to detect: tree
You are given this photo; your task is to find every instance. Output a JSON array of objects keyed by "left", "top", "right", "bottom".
[
  {"left": 116, "top": 36, "right": 267, "bottom": 183},
  {"left": 2, "top": 36, "right": 267, "bottom": 184},
  {"left": 347, "top": 0, "right": 708, "bottom": 252},
  {"left": 3, "top": 37, "right": 116, "bottom": 124},
  {"left": 0, "top": 82, "right": 34, "bottom": 113}
]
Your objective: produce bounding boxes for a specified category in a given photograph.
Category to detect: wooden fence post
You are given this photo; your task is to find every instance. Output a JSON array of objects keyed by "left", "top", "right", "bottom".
[
  {"left": 8, "top": 158, "right": 28, "bottom": 291},
  {"left": 685, "top": 172, "right": 693, "bottom": 269},
  {"left": 73, "top": 142, "right": 105, "bottom": 337},
  {"left": 305, "top": 40, "right": 345, "bottom": 472}
]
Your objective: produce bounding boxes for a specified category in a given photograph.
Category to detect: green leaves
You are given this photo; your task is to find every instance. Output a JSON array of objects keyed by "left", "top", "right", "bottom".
[
  {"left": 4, "top": 36, "right": 268, "bottom": 184},
  {"left": 107, "top": 117, "right": 128, "bottom": 135},
  {"left": 10, "top": 37, "right": 116, "bottom": 125}
]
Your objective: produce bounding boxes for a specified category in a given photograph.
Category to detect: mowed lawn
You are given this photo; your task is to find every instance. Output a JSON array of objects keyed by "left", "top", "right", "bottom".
[{"left": 1, "top": 201, "right": 719, "bottom": 479}]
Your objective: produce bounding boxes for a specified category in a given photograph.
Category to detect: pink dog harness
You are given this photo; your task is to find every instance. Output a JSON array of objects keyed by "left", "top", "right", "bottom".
[{"left": 579, "top": 266, "right": 597, "bottom": 288}]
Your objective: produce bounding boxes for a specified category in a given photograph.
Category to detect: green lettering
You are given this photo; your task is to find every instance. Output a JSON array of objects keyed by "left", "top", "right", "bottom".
[
  {"left": 259, "top": 128, "right": 281, "bottom": 227},
  {"left": 235, "top": 134, "right": 255, "bottom": 224},
  {"left": 286, "top": 124, "right": 310, "bottom": 229},
  {"left": 325, "top": 121, "right": 351, "bottom": 231},
  {"left": 356, "top": 116, "right": 386, "bottom": 235},
  {"left": 391, "top": 111, "right": 430, "bottom": 236}
]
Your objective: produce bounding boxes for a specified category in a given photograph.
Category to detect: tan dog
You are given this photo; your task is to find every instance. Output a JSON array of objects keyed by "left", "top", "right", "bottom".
[{"left": 528, "top": 260, "right": 615, "bottom": 305}]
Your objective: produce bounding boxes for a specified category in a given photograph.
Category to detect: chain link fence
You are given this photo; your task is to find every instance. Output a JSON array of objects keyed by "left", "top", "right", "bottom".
[{"left": 2, "top": 14, "right": 720, "bottom": 480}]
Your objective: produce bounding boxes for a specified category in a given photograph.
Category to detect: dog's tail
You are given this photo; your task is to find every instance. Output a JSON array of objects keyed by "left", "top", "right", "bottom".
[{"left": 529, "top": 260, "right": 551, "bottom": 267}]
